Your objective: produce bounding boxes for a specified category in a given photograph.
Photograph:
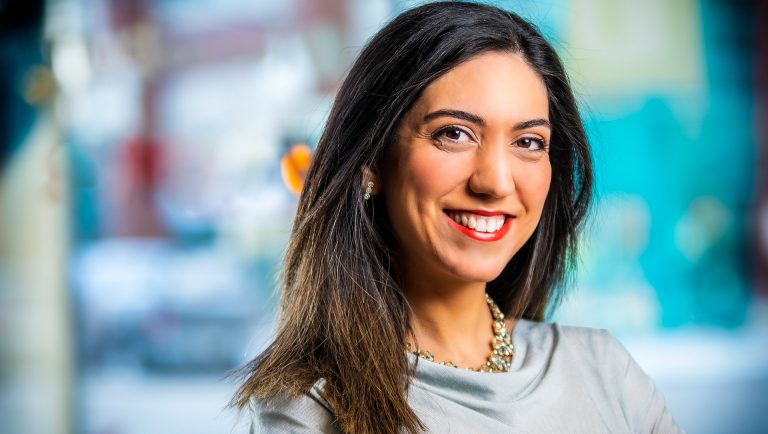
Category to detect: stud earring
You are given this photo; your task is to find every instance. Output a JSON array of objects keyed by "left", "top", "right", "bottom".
[{"left": 363, "top": 181, "right": 374, "bottom": 200}]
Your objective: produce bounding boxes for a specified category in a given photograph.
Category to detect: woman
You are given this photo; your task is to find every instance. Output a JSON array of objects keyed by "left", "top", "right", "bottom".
[{"left": 233, "top": 2, "right": 684, "bottom": 433}]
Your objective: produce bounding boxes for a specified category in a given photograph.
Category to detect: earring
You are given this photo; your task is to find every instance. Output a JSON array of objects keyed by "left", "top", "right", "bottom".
[{"left": 363, "top": 181, "right": 374, "bottom": 200}]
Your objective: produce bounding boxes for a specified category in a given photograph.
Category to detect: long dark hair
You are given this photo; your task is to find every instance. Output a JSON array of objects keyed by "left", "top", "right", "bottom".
[{"left": 232, "top": 2, "right": 592, "bottom": 433}]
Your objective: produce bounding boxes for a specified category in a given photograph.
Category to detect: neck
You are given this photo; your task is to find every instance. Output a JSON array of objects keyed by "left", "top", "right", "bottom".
[{"left": 403, "top": 274, "right": 494, "bottom": 368}]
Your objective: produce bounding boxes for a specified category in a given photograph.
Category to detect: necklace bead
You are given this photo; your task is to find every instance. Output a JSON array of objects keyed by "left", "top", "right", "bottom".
[{"left": 406, "top": 293, "right": 514, "bottom": 373}]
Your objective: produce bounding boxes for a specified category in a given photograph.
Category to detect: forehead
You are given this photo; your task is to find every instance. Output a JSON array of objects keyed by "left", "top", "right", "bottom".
[{"left": 412, "top": 51, "right": 549, "bottom": 122}]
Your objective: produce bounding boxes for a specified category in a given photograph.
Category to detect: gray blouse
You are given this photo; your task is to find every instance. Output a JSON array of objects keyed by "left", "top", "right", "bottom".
[{"left": 249, "top": 319, "right": 685, "bottom": 433}]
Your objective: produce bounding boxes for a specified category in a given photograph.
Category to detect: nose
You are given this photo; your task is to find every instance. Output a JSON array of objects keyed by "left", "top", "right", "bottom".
[{"left": 468, "top": 145, "right": 516, "bottom": 199}]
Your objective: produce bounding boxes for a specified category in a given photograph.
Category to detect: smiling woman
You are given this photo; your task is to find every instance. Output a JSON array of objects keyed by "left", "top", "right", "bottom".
[
  {"left": 381, "top": 52, "right": 552, "bottom": 292},
  {"left": 232, "top": 2, "right": 684, "bottom": 433}
]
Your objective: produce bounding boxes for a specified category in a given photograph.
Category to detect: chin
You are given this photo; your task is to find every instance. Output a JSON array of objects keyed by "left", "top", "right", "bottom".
[{"left": 446, "top": 261, "right": 508, "bottom": 284}]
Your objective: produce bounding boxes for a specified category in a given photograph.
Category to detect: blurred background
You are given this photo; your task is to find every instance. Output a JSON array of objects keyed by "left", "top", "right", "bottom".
[{"left": 0, "top": 0, "right": 764, "bottom": 433}]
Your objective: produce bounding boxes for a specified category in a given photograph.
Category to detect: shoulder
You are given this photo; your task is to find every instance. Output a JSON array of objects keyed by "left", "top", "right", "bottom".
[
  {"left": 553, "top": 323, "right": 633, "bottom": 368},
  {"left": 518, "top": 321, "right": 684, "bottom": 433},
  {"left": 537, "top": 321, "right": 686, "bottom": 433},
  {"left": 247, "top": 382, "right": 341, "bottom": 434},
  {"left": 515, "top": 320, "right": 633, "bottom": 367},
  {"left": 512, "top": 320, "right": 632, "bottom": 384},
  {"left": 514, "top": 319, "right": 624, "bottom": 359}
]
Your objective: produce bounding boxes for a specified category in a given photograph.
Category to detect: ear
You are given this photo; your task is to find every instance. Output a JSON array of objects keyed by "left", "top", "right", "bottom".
[{"left": 361, "top": 166, "right": 381, "bottom": 195}]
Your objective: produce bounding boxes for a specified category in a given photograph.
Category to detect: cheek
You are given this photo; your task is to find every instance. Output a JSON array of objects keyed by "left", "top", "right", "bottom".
[
  {"left": 519, "top": 161, "right": 552, "bottom": 213},
  {"left": 398, "top": 149, "right": 467, "bottom": 202},
  {"left": 407, "top": 158, "right": 443, "bottom": 196}
]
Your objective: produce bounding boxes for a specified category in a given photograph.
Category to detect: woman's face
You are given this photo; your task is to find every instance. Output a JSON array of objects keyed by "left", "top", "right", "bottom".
[{"left": 381, "top": 51, "right": 552, "bottom": 285}]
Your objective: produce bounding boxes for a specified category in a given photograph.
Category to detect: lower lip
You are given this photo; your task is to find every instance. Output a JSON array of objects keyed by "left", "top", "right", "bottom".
[{"left": 445, "top": 213, "right": 513, "bottom": 242}]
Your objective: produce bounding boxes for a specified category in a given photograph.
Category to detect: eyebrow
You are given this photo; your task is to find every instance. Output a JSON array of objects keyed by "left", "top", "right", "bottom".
[{"left": 422, "top": 109, "right": 551, "bottom": 130}]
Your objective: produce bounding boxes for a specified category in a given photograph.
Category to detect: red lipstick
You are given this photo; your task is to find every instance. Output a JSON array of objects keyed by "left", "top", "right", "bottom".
[{"left": 445, "top": 211, "right": 513, "bottom": 242}]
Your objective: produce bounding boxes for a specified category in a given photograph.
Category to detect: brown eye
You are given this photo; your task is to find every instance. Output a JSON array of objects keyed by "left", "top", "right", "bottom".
[
  {"left": 433, "top": 126, "right": 472, "bottom": 143},
  {"left": 516, "top": 137, "right": 547, "bottom": 151},
  {"left": 443, "top": 128, "right": 463, "bottom": 140}
]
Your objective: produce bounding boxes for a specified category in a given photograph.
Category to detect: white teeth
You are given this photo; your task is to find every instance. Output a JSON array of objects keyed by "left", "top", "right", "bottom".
[{"left": 448, "top": 211, "right": 506, "bottom": 233}]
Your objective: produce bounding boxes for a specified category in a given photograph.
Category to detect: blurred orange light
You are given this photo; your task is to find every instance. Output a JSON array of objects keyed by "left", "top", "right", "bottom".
[{"left": 280, "top": 144, "right": 312, "bottom": 195}]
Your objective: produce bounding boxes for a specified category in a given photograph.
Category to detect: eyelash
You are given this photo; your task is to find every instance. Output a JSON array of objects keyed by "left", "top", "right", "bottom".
[{"left": 431, "top": 126, "right": 549, "bottom": 152}]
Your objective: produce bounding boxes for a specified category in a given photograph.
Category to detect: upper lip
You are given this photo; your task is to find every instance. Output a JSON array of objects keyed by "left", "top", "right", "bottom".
[{"left": 444, "top": 209, "right": 514, "bottom": 217}]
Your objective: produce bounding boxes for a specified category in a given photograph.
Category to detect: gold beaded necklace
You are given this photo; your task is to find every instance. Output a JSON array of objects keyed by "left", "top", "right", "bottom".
[{"left": 406, "top": 293, "right": 514, "bottom": 373}]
